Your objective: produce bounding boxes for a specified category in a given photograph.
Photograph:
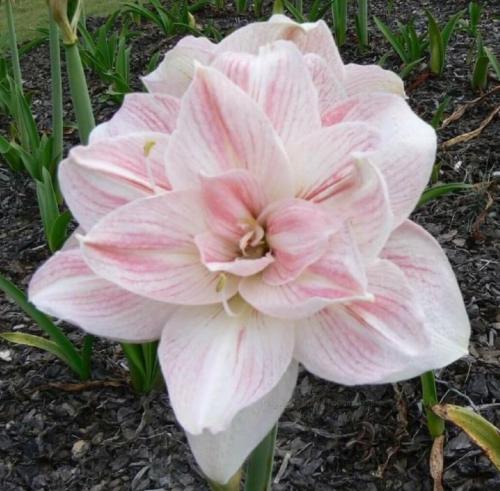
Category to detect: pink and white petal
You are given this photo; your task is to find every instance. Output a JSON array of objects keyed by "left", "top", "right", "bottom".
[
  {"left": 166, "top": 65, "right": 293, "bottom": 200},
  {"left": 294, "top": 306, "right": 418, "bottom": 386},
  {"left": 212, "top": 41, "right": 321, "bottom": 144},
  {"left": 295, "top": 259, "right": 431, "bottom": 385},
  {"left": 381, "top": 220, "right": 470, "bottom": 367},
  {"left": 268, "top": 15, "right": 345, "bottom": 73},
  {"left": 217, "top": 16, "right": 304, "bottom": 55},
  {"left": 304, "top": 53, "right": 346, "bottom": 117},
  {"left": 28, "top": 249, "right": 174, "bottom": 342},
  {"left": 89, "top": 93, "right": 180, "bottom": 142},
  {"left": 343, "top": 64, "right": 405, "bottom": 98},
  {"left": 59, "top": 133, "right": 170, "bottom": 231},
  {"left": 194, "top": 231, "right": 274, "bottom": 277},
  {"left": 195, "top": 231, "right": 239, "bottom": 265},
  {"left": 206, "top": 256, "right": 275, "bottom": 277},
  {"left": 240, "top": 227, "right": 368, "bottom": 319},
  {"left": 159, "top": 303, "right": 295, "bottom": 434},
  {"left": 142, "top": 36, "right": 216, "bottom": 96},
  {"left": 200, "top": 170, "right": 266, "bottom": 242},
  {"left": 187, "top": 361, "right": 298, "bottom": 485},
  {"left": 81, "top": 191, "right": 238, "bottom": 305},
  {"left": 289, "top": 122, "right": 381, "bottom": 199},
  {"left": 322, "top": 93, "right": 436, "bottom": 225},
  {"left": 323, "top": 158, "right": 394, "bottom": 260},
  {"left": 262, "top": 199, "right": 337, "bottom": 285}
]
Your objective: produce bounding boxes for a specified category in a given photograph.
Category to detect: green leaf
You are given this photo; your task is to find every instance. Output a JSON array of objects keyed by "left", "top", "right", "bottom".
[
  {"left": 0, "top": 134, "right": 23, "bottom": 171},
  {"left": 431, "top": 96, "right": 451, "bottom": 129},
  {"left": 442, "top": 10, "right": 465, "bottom": 50},
  {"left": 121, "top": 342, "right": 147, "bottom": 391},
  {"left": 418, "top": 183, "right": 474, "bottom": 206},
  {"left": 48, "top": 210, "right": 72, "bottom": 252},
  {"left": 471, "top": 45, "right": 490, "bottom": 90},
  {"left": 432, "top": 404, "right": 500, "bottom": 469},
  {"left": 0, "top": 331, "right": 73, "bottom": 366},
  {"left": 484, "top": 47, "right": 500, "bottom": 79},
  {"left": 0, "top": 274, "right": 85, "bottom": 378},
  {"left": 399, "top": 57, "right": 425, "bottom": 79},
  {"left": 426, "top": 10, "right": 445, "bottom": 75},
  {"left": 283, "top": 0, "right": 305, "bottom": 22},
  {"left": 374, "top": 16, "right": 409, "bottom": 64},
  {"left": 35, "top": 168, "right": 60, "bottom": 251}
]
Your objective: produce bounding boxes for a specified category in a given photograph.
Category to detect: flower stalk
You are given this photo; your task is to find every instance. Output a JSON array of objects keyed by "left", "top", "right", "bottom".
[
  {"left": 421, "top": 370, "right": 445, "bottom": 438},
  {"left": 208, "top": 471, "right": 242, "bottom": 491},
  {"left": 5, "top": 0, "right": 23, "bottom": 91},
  {"left": 64, "top": 43, "right": 95, "bottom": 144},
  {"left": 244, "top": 424, "right": 278, "bottom": 491},
  {"left": 48, "top": 5, "right": 64, "bottom": 165}
]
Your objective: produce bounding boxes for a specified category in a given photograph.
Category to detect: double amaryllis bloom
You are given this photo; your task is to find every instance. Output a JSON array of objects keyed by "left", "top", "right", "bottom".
[{"left": 29, "top": 15, "right": 470, "bottom": 484}]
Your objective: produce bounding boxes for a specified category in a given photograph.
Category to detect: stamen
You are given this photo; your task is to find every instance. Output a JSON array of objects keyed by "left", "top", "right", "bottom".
[
  {"left": 143, "top": 140, "right": 163, "bottom": 194},
  {"left": 215, "top": 273, "right": 227, "bottom": 293},
  {"left": 216, "top": 273, "right": 240, "bottom": 317}
]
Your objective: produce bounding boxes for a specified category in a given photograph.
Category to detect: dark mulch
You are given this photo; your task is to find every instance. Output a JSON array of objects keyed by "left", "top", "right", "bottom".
[{"left": 1, "top": 0, "right": 499, "bottom": 490}]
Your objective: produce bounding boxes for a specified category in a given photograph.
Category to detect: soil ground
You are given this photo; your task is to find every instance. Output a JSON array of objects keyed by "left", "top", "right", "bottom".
[{"left": 0, "top": 1, "right": 499, "bottom": 490}]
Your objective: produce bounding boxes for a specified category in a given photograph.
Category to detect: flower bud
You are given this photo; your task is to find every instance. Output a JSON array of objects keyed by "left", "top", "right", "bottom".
[{"left": 47, "top": 0, "right": 80, "bottom": 45}]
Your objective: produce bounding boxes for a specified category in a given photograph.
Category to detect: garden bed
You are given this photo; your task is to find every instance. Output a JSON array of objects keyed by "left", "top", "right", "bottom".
[{"left": 0, "top": 0, "right": 499, "bottom": 489}]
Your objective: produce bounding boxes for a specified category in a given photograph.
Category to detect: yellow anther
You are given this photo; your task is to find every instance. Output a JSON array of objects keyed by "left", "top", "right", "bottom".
[
  {"left": 143, "top": 140, "right": 157, "bottom": 157},
  {"left": 216, "top": 273, "right": 227, "bottom": 293}
]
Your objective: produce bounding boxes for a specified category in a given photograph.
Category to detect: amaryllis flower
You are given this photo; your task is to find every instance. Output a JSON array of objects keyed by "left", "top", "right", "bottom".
[{"left": 29, "top": 15, "right": 470, "bottom": 485}]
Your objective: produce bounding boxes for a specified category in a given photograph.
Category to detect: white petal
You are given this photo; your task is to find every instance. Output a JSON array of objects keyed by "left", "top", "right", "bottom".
[
  {"left": 28, "top": 249, "right": 173, "bottom": 342},
  {"left": 159, "top": 303, "right": 295, "bottom": 434},
  {"left": 381, "top": 220, "right": 470, "bottom": 368},
  {"left": 187, "top": 361, "right": 298, "bottom": 485}
]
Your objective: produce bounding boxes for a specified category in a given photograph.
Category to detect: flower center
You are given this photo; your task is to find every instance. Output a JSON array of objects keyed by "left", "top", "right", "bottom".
[{"left": 238, "top": 219, "right": 269, "bottom": 259}]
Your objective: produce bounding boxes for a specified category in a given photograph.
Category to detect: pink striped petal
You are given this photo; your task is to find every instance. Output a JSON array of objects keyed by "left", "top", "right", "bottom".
[
  {"left": 321, "top": 158, "right": 394, "bottom": 260},
  {"left": 344, "top": 64, "right": 405, "bottom": 98},
  {"left": 240, "top": 226, "right": 368, "bottom": 319},
  {"left": 187, "top": 361, "right": 298, "bottom": 485},
  {"left": 142, "top": 36, "right": 216, "bottom": 96},
  {"left": 268, "top": 15, "right": 344, "bottom": 71},
  {"left": 262, "top": 199, "right": 337, "bottom": 285},
  {"left": 89, "top": 93, "right": 180, "bottom": 142},
  {"left": 217, "top": 15, "right": 344, "bottom": 74},
  {"left": 304, "top": 53, "right": 346, "bottom": 117},
  {"left": 295, "top": 259, "right": 430, "bottom": 385},
  {"left": 194, "top": 231, "right": 274, "bottom": 277},
  {"left": 212, "top": 41, "right": 321, "bottom": 144},
  {"left": 200, "top": 170, "right": 266, "bottom": 242},
  {"left": 166, "top": 65, "right": 293, "bottom": 200},
  {"left": 28, "top": 249, "right": 173, "bottom": 342},
  {"left": 59, "top": 133, "right": 170, "bottom": 231},
  {"left": 158, "top": 303, "right": 295, "bottom": 434},
  {"left": 289, "top": 122, "right": 381, "bottom": 200},
  {"left": 81, "top": 191, "right": 238, "bottom": 305},
  {"left": 381, "top": 220, "right": 470, "bottom": 367},
  {"left": 322, "top": 93, "right": 436, "bottom": 225}
]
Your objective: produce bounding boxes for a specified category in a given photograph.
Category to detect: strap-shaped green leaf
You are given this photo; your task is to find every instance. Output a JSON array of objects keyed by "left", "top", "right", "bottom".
[
  {"left": 426, "top": 11, "right": 444, "bottom": 75},
  {"left": 1, "top": 331, "right": 73, "bottom": 367},
  {"left": 432, "top": 404, "right": 500, "bottom": 469},
  {"left": 418, "top": 182, "right": 474, "bottom": 207}
]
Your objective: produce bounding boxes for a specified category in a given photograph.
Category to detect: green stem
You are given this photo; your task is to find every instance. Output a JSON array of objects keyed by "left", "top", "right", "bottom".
[
  {"left": 64, "top": 42, "right": 95, "bottom": 144},
  {"left": 48, "top": 7, "right": 64, "bottom": 169},
  {"left": 5, "top": 0, "right": 23, "bottom": 92},
  {"left": 244, "top": 424, "right": 278, "bottom": 491},
  {"left": 209, "top": 470, "right": 242, "bottom": 491},
  {"left": 421, "top": 370, "right": 445, "bottom": 438}
]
